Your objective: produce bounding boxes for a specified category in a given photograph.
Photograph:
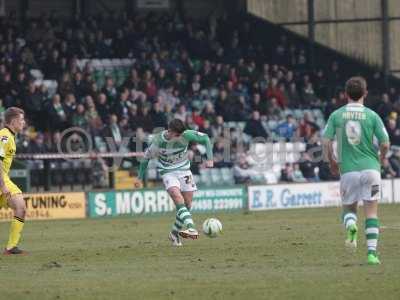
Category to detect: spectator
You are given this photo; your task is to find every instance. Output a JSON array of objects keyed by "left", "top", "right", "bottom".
[
  {"left": 96, "top": 93, "right": 111, "bottom": 124},
  {"left": 136, "top": 106, "right": 153, "bottom": 133},
  {"left": 302, "top": 82, "right": 320, "bottom": 108},
  {"left": 164, "top": 103, "right": 174, "bottom": 124},
  {"left": 128, "top": 105, "right": 141, "bottom": 131},
  {"left": 102, "top": 114, "right": 123, "bottom": 147},
  {"left": 150, "top": 101, "right": 167, "bottom": 129},
  {"left": 102, "top": 77, "right": 118, "bottom": 104},
  {"left": 299, "top": 152, "right": 317, "bottom": 181},
  {"left": 185, "top": 114, "right": 199, "bottom": 131},
  {"left": 0, "top": 98, "right": 5, "bottom": 121},
  {"left": 12, "top": 72, "right": 28, "bottom": 106},
  {"left": 192, "top": 108, "right": 205, "bottom": 128},
  {"left": 389, "top": 148, "right": 400, "bottom": 176},
  {"left": 174, "top": 104, "right": 188, "bottom": 122},
  {"left": 123, "top": 69, "right": 141, "bottom": 90},
  {"left": 199, "top": 119, "right": 213, "bottom": 137},
  {"left": 84, "top": 95, "right": 102, "bottom": 130},
  {"left": 44, "top": 49, "right": 62, "bottom": 79},
  {"left": 387, "top": 118, "right": 400, "bottom": 145},
  {"left": 376, "top": 93, "right": 393, "bottom": 121},
  {"left": 72, "top": 104, "right": 88, "bottom": 129},
  {"left": 266, "top": 77, "right": 286, "bottom": 108},
  {"left": 58, "top": 73, "right": 74, "bottom": 98},
  {"left": 119, "top": 116, "right": 132, "bottom": 139},
  {"left": 89, "top": 82, "right": 100, "bottom": 101},
  {"left": 130, "top": 127, "right": 148, "bottom": 158},
  {"left": 114, "top": 88, "right": 132, "bottom": 119},
  {"left": 267, "top": 97, "right": 282, "bottom": 119},
  {"left": 142, "top": 71, "right": 157, "bottom": 99},
  {"left": 73, "top": 72, "right": 85, "bottom": 100},
  {"left": 280, "top": 163, "right": 294, "bottom": 182},
  {"left": 233, "top": 155, "right": 253, "bottom": 183},
  {"left": 27, "top": 133, "right": 47, "bottom": 153},
  {"left": 215, "top": 89, "right": 234, "bottom": 121},
  {"left": 298, "top": 112, "right": 320, "bottom": 141},
  {"left": 201, "top": 101, "right": 216, "bottom": 123},
  {"left": 113, "top": 29, "right": 129, "bottom": 58},
  {"left": 324, "top": 97, "right": 338, "bottom": 120},
  {"left": 292, "top": 163, "right": 307, "bottom": 182},
  {"left": 318, "top": 161, "right": 336, "bottom": 181},
  {"left": 190, "top": 74, "right": 202, "bottom": 96},
  {"left": 244, "top": 111, "right": 268, "bottom": 138},
  {"left": 24, "top": 82, "right": 45, "bottom": 130},
  {"left": 275, "top": 114, "right": 297, "bottom": 140},
  {"left": 158, "top": 86, "right": 180, "bottom": 109},
  {"left": 287, "top": 83, "right": 301, "bottom": 109},
  {"left": 47, "top": 94, "right": 68, "bottom": 131},
  {"left": 0, "top": 73, "right": 14, "bottom": 106},
  {"left": 213, "top": 138, "right": 231, "bottom": 168},
  {"left": 251, "top": 93, "right": 267, "bottom": 116},
  {"left": 63, "top": 93, "right": 77, "bottom": 122},
  {"left": 212, "top": 115, "right": 225, "bottom": 138}
]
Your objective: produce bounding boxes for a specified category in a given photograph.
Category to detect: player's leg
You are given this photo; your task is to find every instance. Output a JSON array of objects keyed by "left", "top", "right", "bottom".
[
  {"left": 182, "top": 191, "right": 193, "bottom": 210},
  {"left": 170, "top": 190, "right": 193, "bottom": 237},
  {"left": 364, "top": 200, "right": 379, "bottom": 264},
  {"left": 340, "top": 172, "right": 360, "bottom": 249},
  {"left": 163, "top": 172, "right": 197, "bottom": 244},
  {"left": 343, "top": 202, "right": 358, "bottom": 249},
  {"left": 176, "top": 171, "right": 198, "bottom": 239},
  {"left": 179, "top": 191, "right": 195, "bottom": 239},
  {"left": 180, "top": 171, "right": 196, "bottom": 211},
  {"left": 163, "top": 173, "right": 184, "bottom": 246},
  {"left": 167, "top": 186, "right": 198, "bottom": 240},
  {"left": 168, "top": 186, "right": 185, "bottom": 246},
  {"left": 5, "top": 193, "right": 27, "bottom": 254},
  {"left": 361, "top": 170, "right": 381, "bottom": 265}
]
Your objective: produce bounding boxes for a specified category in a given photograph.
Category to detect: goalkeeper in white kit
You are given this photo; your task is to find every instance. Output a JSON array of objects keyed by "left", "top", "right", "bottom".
[{"left": 139, "top": 119, "right": 213, "bottom": 246}]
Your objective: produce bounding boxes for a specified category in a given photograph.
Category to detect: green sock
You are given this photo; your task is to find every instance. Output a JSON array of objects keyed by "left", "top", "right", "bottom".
[
  {"left": 176, "top": 204, "right": 195, "bottom": 229},
  {"left": 365, "top": 218, "right": 379, "bottom": 255},
  {"left": 342, "top": 212, "right": 357, "bottom": 229},
  {"left": 171, "top": 215, "right": 184, "bottom": 233}
]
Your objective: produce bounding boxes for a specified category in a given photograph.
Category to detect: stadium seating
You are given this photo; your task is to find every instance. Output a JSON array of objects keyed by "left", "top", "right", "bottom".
[{"left": 0, "top": 12, "right": 396, "bottom": 190}]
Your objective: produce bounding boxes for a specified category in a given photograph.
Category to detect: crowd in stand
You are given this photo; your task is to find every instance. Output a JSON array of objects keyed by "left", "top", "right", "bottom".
[{"left": 0, "top": 11, "right": 400, "bottom": 184}]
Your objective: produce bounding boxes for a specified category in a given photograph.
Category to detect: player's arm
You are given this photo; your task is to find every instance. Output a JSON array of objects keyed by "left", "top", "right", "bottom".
[
  {"left": 183, "top": 130, "right": 213, "bottom": 167},
  {"left": 138, "top": 160, "right": 149, "bottom": 181},
  {"left": 374, "top": 113, "right": 390, "bottom": 163},
  {"left": 379, "top": 143, "right": 390, "bottom": 163},
  {"left": 138, "top": 143, "right": 158, "bottom": 181},
  {"left": 322, "top": 113, "right": 339, "bottom": 176},
  {"left": 0, "top": 145, "right": 10, "bottom": 200}
]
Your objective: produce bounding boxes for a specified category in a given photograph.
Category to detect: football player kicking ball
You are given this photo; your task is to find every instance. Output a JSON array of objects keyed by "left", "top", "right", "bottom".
[
  {"left": 0, "top": 107, "right": 27, "bottom": 255},
  {"left": 323, "top": 77, "right": 390, "bottom": 265},
  {"left": 139, "top": 119, "right": 213, "bottom": 246}
]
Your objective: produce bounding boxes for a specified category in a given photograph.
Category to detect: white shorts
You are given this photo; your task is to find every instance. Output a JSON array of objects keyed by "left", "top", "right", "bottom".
[
  {"left": 340, "top": 169, "right": 381, "bottom": 205},
  {"left": 162, "top": 170, "right": 197, "bottom": 192}
]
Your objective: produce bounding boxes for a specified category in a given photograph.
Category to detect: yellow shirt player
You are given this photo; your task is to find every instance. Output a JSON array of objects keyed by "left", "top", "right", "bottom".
[{"left": 0, "top": 107, "right": 27, "bottom": 255}]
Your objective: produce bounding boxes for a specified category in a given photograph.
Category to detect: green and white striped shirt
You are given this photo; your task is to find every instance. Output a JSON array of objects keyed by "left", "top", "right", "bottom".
[{"left": 140, "top": 130, "right": 213, "bottom": 177}]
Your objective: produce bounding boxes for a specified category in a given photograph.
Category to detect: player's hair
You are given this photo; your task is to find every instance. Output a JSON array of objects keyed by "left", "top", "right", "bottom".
[
  {"left": 345, "top": 76, "right": 367, "bottom": 101},
  {"left": 4, "top": 107, "right": 24, "bottom": 124},
  {"left": 168, "top": 119, "right": 186, "bottom": 134}
]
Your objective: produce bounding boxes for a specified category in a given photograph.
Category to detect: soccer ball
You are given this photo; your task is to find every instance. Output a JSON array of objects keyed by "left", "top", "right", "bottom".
[{"left": 202, "top": 218, "right": 223, "bottom": 238}]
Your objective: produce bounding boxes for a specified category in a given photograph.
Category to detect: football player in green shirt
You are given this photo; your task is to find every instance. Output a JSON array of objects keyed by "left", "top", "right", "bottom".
[
  {"left": 323, "top": 77, "right": 390, "bottom": 265},
  {"left": 139, "top": 119, "right": 213, "bottom": 246}
]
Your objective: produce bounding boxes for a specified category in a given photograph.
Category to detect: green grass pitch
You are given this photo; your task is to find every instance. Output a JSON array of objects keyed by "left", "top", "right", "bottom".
[{"left": 1, "top": 205, "right": 400, "bottom": 300}]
